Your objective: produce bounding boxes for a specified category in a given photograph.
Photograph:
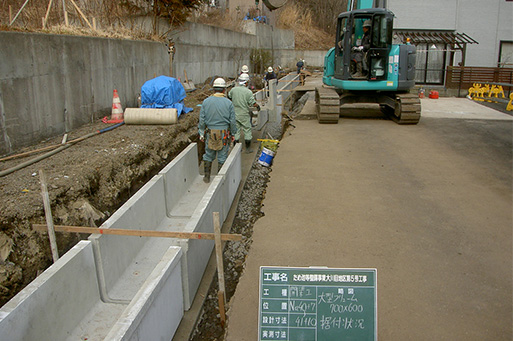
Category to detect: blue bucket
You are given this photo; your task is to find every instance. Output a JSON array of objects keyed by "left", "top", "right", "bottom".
[{"left": 258, "top": 147, "right": 275, "bottom": 167}]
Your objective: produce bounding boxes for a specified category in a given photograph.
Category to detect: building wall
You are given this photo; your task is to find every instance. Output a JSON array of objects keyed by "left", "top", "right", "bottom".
[
  {"left": 390, "top": 0, "right": 458, "bottom": 30},
  {"left": 388, "top": 0, "right": 513, "bottom": 67}
]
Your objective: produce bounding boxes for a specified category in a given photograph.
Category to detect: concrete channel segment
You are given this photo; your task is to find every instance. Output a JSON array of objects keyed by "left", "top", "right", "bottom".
[{"left": 0, "top": 143, "right": 242, "bottom": 340}]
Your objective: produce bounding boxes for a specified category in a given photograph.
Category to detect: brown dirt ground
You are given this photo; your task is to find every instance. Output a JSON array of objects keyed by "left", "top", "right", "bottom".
[{"left": 0, "top": 90, "right": 211, "bottom": 307}]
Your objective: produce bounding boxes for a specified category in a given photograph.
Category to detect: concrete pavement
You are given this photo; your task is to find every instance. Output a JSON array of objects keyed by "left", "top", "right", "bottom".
[{"left": 225, "top": 82, "right": 513, "bottom": 340}]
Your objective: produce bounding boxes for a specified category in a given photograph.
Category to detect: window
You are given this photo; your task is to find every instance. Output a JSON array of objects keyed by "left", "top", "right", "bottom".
[
  {"left": 498, "top": 41, "right": 513, "bottom": 67},
  {"left": 415, "top": 43, "right": 447, "bottom": 85}
]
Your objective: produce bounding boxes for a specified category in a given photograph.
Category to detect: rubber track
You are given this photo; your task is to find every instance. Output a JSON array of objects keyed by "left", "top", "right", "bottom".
[
  {"left": 390, "top": 93, "right": 421, "bottom": 125},
  {"left": 315, "top": 86, "right": 340, "bottom": 124}
]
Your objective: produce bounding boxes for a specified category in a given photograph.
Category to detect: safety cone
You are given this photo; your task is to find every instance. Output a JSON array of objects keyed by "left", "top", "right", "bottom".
[{"left": 108, "top": 89, "right": 124, "bottom": 123}]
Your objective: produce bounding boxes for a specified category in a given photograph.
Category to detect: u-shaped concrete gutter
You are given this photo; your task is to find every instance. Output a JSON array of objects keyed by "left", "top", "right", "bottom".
[
  {"left": 0, "top": 143, "right": 242, "bottom": 340},
  {"left": 0, "top": 73, "right": 301, "bottom": 341}
]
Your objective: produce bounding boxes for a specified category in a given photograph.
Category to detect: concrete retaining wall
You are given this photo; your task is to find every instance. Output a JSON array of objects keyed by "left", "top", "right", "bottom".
[
  {"left": 279, "top": 50, "right": 329, "bottom": 69},
  {"left": 173, "top": 21, "right": 295, "bottom": 82},
  {"left": 0, "top": 22, "right": 298, "bottom": 155},
  {"left": 0, "top": 142, "right": 242, "bottom": 339},
  {"left": 0, "top": 31, "right": 169, "bottom": 155}
]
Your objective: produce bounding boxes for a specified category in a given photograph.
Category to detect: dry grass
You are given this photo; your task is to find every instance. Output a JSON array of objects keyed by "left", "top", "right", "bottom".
[
  {"left": 1, "top": 1, "right": 333, "bottom": 49},
  {"left": 276, "top": 4, "right": 333, "bottom": 50},
  {"left": 191, "top": 7, "right": 244, "bottom": 32},
  {"left": 0, "top": 0, "right": 163, "bottom": 41}
]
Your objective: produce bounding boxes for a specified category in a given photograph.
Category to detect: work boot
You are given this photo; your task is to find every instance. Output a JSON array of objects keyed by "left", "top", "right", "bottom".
[
  {"left": 203, "top": 161, "right": 211, "bottom": 183},
  {"left": 352, "top": 63, "right": 365, "bottom": 79},
  {"left": 245, "top": 140, "right": 254, "bottom": 153}
]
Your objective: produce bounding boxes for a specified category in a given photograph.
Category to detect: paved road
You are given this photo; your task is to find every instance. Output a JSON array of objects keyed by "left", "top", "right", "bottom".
[{"left": 225, "top": 82, "right": 513, "bottom": 340}]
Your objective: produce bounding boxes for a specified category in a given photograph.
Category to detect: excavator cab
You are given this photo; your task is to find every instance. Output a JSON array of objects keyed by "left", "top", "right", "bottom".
[
  {"left": 334, "top": 9, "right": 393, "bottom": 82},
  {"left": 317, "top": 6, "right": 420, "bottom": 125},
  {"left": 315, "top": 0, "right": 421, "bottom": 124}
]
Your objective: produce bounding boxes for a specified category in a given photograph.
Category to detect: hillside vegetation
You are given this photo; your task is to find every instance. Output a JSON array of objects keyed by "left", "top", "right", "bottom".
[{"left": 0, "top": 0, "right": 346, "bottom": 50}]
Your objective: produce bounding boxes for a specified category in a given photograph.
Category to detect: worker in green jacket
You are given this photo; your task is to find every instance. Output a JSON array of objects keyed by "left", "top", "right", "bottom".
[
  {"left": 228, "top": 73, "right": 260, "bottom": 153},
  {"left": 198, "top": 78, "right": 237, "bottom": 183}
]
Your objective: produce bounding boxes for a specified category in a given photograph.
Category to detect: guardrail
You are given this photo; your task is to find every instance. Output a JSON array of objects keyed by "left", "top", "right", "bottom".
[{"left": 467, "top": 82, "right": 513, "bottom": 111}]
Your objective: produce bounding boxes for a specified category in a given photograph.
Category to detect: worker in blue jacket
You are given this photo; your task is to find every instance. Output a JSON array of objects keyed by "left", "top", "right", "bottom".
[{"left": 198, "top": 78, "right": 237, "bottom": 183}]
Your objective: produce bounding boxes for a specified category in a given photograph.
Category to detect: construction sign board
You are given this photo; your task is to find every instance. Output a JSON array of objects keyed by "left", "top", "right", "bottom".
[{"left": 258, "top": 266, "right": 377, "bottom": 340}]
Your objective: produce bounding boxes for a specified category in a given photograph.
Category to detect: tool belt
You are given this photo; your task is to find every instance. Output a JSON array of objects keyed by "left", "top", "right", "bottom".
[{"left": 206, "top": 129, "right": 230, "bottom": 151}]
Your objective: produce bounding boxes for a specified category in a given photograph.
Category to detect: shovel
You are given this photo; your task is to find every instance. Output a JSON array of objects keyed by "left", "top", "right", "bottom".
[{"left": 183, "top": 69, "right": 196, "bottom": 91}]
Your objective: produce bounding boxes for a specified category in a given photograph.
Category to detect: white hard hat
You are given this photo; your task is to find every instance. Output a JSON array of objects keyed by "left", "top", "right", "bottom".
[
  {"left": 241, "top": 65, "right": 249, "bottom": 73},
  {"left": 363, "top": 20, "right": 371, "bottom": 28},
  {"left": 238, "top": 73, "right": 250, "bottom": 84},
  {"left": 268, "top": 66, "right": 273, "bottom": 73},
  {"left": 213, "top": 77, "right": 226, "bottom": 88}
]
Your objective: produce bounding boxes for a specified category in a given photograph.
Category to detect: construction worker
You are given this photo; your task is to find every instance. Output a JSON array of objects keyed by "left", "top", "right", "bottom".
[
  {"left": 198, "top": 78, "right": 237, "bottom": 183},
  {"left": 264, "top": 66, "right": 277, "bottom": 96},
  {"left": 352, "top": 20, "right": 371, "bottom": 78},
  {"left": 265, "top": 66, "right": 276, "bottom": 82},
  {"left": 228, "top": 73, "right": 260, "bottom": 153},
  {"left": 296, "top": 59, "right": 304, "bottom": 74}
]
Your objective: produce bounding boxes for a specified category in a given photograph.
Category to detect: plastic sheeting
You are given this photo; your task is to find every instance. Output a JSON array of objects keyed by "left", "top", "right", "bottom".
[{"left": 141, "top": 76, "right": 192, "bottom": 117}]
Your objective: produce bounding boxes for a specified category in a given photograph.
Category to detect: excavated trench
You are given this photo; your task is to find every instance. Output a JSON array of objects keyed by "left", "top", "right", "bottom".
[{"left": 190, "top": 97, "right": 308, "bottom": 340}]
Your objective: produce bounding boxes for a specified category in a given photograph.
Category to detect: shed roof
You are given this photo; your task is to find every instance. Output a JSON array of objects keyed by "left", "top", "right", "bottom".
[{"left": 394, "top": 30, "right": 479, "bottom": 46}]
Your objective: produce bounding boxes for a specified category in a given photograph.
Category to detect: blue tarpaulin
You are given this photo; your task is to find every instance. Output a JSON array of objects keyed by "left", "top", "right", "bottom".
[{"left": 140, "top": 76, "right": 192, "bottom": 117}]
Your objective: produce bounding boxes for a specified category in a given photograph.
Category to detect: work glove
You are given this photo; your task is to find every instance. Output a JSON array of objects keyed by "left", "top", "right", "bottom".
[{"left": 199, "top": 134, "right": 204, "bottom": 142}]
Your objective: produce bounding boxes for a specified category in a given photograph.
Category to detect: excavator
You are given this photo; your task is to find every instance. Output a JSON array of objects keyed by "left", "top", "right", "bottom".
[{"left": 316, "top": 0, "right": 421, "bottom": 124}]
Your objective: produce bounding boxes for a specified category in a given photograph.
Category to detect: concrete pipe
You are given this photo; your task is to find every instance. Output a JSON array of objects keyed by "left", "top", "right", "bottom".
[
  {"left": 124, "top": 108, "right": 178, "bottom": 125},
  {"left": 263, "top": 0, "right": 289, "bottom": 10}
]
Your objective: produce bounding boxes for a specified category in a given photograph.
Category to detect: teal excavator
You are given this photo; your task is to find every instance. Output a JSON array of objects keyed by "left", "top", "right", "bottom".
[{"left": 316, "top": 0, "right": 421, "bottom": 124}]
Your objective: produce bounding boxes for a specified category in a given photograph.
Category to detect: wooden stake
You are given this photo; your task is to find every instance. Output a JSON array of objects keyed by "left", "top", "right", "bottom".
[
  {"left": 39, "top": 170, "right": 59, "bottom": 263},
  {"left": 92, "top": 17, "right": 96, "bottom": 30},
  {"left": 169, "top": 47, "right": 174, "bottom": 77},
  {"left": 218, "top": 290, "right": 226, "bottom": 327},
  {"left": 43, "top": 0, "right": 53, "bottom": 29},
  {"left": 9, "top": 5, "right": 12, "bottom": 24},
  {"left": 32, "top": 224, "right": 243, "bottom": 241},
  {"left": 68, "top": 0, "right": 92, "bottom": 28},
  {"left": 213, "top": 212, "right": 226, "bottom": 325},
  {"left": 10, "top": 0, "right": 31, "bottom": 26},
  {"left": 64, "top": 11, "right": 68, "bottom": 26}
]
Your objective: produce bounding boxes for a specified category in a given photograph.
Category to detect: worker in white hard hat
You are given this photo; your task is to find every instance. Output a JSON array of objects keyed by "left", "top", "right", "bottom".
[
  {"left": 265, "top": 66, "right": 277, "bottom": 83},
  {"left": 264, "top": 66, "right": 277, "bottom": 96},
  {"left": 352, "top": 19, "right": 371, "bottom": 79},
  {"left": 228, "top": 73, "right": 260, "bottom": 153},
  {"left": 198, "top": 77, "right": 237, "bottom": 183}
]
